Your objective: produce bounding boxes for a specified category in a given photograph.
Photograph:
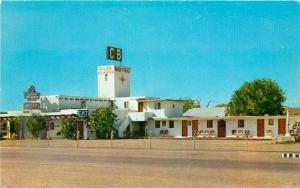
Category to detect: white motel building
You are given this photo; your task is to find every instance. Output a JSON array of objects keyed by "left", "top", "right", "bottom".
[{"left": 1, "top": 64, "right": 300, "bottom": 139}]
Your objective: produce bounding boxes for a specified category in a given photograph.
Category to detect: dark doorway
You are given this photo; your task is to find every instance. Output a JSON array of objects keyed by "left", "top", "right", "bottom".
[
  {"left": 131, "top": 122, "right": 145, "bottom": 137},
  {"left": 139, "top": 122, "right": 145, "bottom": 137},
  {"left": 77, "top": 121, "right": 84, "bottom": 139},
  {"left": 138, "top": 102, "right": 143, "bottom": 112},
  {"left": 182, "top": 120, "right": 188, "bottom": 136},
  {"left": 218, "top": 120, "right": 226, "bottom": 137}
]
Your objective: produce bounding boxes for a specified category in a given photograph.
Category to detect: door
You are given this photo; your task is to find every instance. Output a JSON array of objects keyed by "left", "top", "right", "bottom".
[
  {"left": 182, "top": 120, "right": 188, "bottom": 137},
  {"left": 138, "top": 102, "right": 143, "bottom": 112},
  {"left": 257, "top": 119, "right": 264, "bottom": 137},
  {"left": 218, "top": 120, "right": 226, "bottom": 137},
  {"left": 192, "top": 120, "right": 198, "bottom": 136},
  {"left": 139, "top": 122, "right": 146, "bottom": 137},
  {"left": 77, "top": 121, "right": 84, "bottom": 139},
  {"left": 278, "top": 119, "right": 286, "bottom": 135}
]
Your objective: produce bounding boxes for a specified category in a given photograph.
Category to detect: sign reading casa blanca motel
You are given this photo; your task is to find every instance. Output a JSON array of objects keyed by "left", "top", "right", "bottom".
[
  {"left": 23, "top": 85, "right": 41, "bottom": 110},
  {"left": 1, "top": 46, "right": 299, "bottom": 140}
]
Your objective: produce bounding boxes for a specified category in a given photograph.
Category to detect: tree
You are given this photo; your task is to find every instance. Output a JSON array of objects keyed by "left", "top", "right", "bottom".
[
  {"left": 215, "top": 103, "right": 228, "bottom": 107},
  {"left": 228, "top": 79, "right": 285, "bottom": 116},
  {"left": 60, "top": 117, "right": 77, "bottom": 139},
  {"left": 87, "top": 107, "right": 117, "bottom": 139},
  {"left": 26, "top": 116, "right": 46, "bottom": 139},
  {"left": 183, "top": 98, "right": 201, "bottom": 112},
  {"left": 292, "top": 121, "right": 300, "bottom": 134}
]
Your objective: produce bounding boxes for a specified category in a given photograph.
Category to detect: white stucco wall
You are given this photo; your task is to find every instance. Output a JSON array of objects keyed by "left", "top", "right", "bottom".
[
  {"left": 114, "top": 67, "right": 130, "bottom": 98},
  {"left": 114, "top": 97, "right": 146, "bottom": 111},
  {"left": 163, "top": 102, "right": 183, "bottom": 117},
  {"left": 98, "top": 65, "right": 130, "bottom": 98},
  {"left": 146, "top": 120, "right": 182, "bottom": 137},
  {"left": 198, "top": 120, "right": 218, "bottom": 135},
  {"left": 144, "top": 101, "right": 183, "bottom": 118},
  {"left": 146, "top": 116, "right": 300, "bottom": 138},
  {"left": 41, "top": 96, "right": 60, "bottom": 112},
  {"left": 47, "top": 119, "right": 63, "bottom": 138},
  {"left": 41, "top": 95, "right": 111, "bottom": 112}
]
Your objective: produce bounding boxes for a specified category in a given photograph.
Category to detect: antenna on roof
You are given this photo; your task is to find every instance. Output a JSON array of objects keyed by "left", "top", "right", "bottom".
[{"left": 206, "top": 100, "right": 213, "bottom": 108}]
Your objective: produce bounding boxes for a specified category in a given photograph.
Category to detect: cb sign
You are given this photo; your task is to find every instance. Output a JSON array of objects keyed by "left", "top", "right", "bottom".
[{"left": 107, "top": 46, "right": 122, "bottom": 62}]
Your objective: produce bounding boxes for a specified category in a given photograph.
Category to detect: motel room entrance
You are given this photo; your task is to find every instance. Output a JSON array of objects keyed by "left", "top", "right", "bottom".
[
  {"left": 182, "top": 120, "right": 198, "bottom": 137},
  {"left": 130, "top": 122, "right": 146, "bottom": 137},
  {"left": 77, "top": 121, "right": 84, "bottom": 139},
  {"left": 257, "top": 119, "right": 265, "bottom": 137},
  {"left": 278, "top": 119, "right": 286, "bottom": 135},
  {"left": 218, "top": 120, "right": 226, "bottom": 137},
  {"left": 182, "top": 120, "right": 188, "bottom": 137}
]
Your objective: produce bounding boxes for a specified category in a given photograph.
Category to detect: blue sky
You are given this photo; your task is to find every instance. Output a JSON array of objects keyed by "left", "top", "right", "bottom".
[{"left": 1, "top": 1, "right": 300, "bottom": 111}]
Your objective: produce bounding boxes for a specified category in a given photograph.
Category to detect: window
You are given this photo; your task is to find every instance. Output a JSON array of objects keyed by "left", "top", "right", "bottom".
[
  {"left": 162, "top": 121, "right": 166, "bottom": 126},
  {"left": 81, "top": 101, "right": 86, "bottom": 109},
  {"left": 138, "top": 102, "right": 143, "bottom": 112},
  {"left": 238, "top": 120, "right": 244, "bottom": 128},
  {"left": 124, "top": 102, "right": 129, "bottom": 109},
  {"left": 110, "top": 101, "right": 114, "bottom": 108},
  {"left": 155, "top": 102, "right": 161, "bottom": 110},
  {"left": 1, "top": 123, "right": 7, "bottom": 131},
  {"left": 207, "top": 120, "right": 213, "bottom": 128},
  {"left": 155, "top": 121, "right": 160, "bottom": 128},
  {"left": 169, "top": 121, "right": 174, "bottom": 128},
  {"left": 50, "top": 122, "right": 55, "bottom": 130},
  {"left": 105, "top": 74, "right": 108, "bottom": 81},
  {"left": 268, "top": 119, "right": 274, "bottom": 125},
  {"left": 188, "top": 121, "right": 192, "bottom": 126}
]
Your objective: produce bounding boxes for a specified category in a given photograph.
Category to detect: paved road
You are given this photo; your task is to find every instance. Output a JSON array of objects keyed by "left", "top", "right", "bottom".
[{"left": 1, "top": 147, "right": 300, "bottom": 188}]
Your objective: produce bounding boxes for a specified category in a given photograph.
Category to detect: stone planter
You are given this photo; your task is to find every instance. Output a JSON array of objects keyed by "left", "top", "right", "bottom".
[{"left": 292, "top": 135, "right": 300, "bottom": 142}]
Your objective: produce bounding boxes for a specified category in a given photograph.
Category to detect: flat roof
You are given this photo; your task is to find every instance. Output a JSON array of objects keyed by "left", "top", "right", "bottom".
[
  {"left": 41, "top": 95, "right": 111, "bottom": 102},
  {"left": 137, "top": 98, "right": 185, "bottom": 103},
  {"left": 152, "top": 115, "right": 298, "bottom": 121},
  {"left": 283, "top": 107, "right": 300, "bottom": 115}
]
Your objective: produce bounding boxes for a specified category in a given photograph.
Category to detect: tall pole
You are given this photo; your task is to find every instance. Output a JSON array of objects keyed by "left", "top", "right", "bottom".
[
  {"left": 245, "top": 132, "right": 249, "bottom": 152},
  {"left": 193, "top": 134, "right": 196, "bottom": 151},
  {"left": 149, "top": 130, "right": 152, "bottom": 150},
  {"left": 110, "top": 130, "right": 114, "bottom": 149},
  {"left": 47, "top": 119, "right": 50, "bottom": 148},
  {"left": 76, "top": 121, "right": 79, "bottom": 151}
]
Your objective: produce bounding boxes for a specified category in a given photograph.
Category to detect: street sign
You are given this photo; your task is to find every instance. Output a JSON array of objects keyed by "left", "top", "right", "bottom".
[
  {"left": 106, "top": 46, "right": 122, "bottom": 62},
  {"left": 77, "top": 110, "right": 89, "bottom": 118}
]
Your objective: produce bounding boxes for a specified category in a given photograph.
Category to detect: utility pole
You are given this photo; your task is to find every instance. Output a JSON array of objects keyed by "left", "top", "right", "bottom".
[
  {"left": 149, "top": 130, "right": 152, "bottom": 150},
  {"left": 76, "top": 121, "right": 79, "bottom": 151}
]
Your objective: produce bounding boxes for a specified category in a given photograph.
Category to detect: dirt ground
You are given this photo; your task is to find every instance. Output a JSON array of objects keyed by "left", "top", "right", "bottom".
[{"left": 1, "top": 139, "right": 300, "bottom": 188}]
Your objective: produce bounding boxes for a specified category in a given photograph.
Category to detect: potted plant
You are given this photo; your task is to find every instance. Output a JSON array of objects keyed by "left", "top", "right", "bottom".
[{"left": 291, "top": 122, "right": 300, "bottom": 142}]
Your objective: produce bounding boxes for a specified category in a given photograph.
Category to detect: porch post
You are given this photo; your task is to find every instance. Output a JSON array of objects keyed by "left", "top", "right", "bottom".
[
  {"left": 7, "top": 120, "right": 11, "bottom": 138},
  {"left": 83, "top": 119, "right": 88, "bottom": 139},
  {"left": 285, "top": 110, "right": 290, "bottom": 136}
]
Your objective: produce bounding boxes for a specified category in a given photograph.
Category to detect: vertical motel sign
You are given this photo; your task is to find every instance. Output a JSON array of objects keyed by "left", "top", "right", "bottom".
[
  {"left": 24, "top": 85, "right": 41, "bottom": 110},
  {"left": 106, "top": 46, "right": 122, "bottom": 62}
]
